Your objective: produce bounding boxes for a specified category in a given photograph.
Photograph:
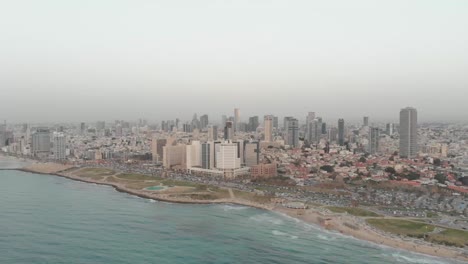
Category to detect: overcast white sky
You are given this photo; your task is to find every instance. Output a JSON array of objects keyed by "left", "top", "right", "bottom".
[{"left": 1, "top": 0, "right": 467, "bottom": 123}]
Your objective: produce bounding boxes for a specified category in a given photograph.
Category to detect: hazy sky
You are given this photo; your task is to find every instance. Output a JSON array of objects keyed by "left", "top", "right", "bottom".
[{"left": 1, "top": 0, "right": 467, "bottom": 123}]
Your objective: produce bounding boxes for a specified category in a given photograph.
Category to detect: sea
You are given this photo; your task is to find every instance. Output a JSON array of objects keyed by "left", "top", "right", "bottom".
[{"left": 0, "top": 158, "right": 463, "bottom": 264}]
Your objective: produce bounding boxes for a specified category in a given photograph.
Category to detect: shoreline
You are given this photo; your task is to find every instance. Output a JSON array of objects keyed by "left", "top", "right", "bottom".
[{"left": 7, "top": 163, "right": 468, "bottom": 262}]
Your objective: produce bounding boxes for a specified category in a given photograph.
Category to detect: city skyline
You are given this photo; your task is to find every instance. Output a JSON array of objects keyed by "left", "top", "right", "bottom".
[{"left": 1, "top": 1, "right": 468, "bottom": 122}]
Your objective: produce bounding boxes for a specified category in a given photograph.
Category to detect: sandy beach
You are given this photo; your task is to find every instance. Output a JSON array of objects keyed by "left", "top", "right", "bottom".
[{"left": 15, "top": 162, "right": 468, "bottom": 262}]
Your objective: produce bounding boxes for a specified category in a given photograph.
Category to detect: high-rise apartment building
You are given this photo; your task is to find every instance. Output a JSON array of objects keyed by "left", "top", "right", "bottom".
[
  {"left": 234, "top": 108, "right": 240, "bottom": 132},
  {"left": 224, "top": 121, "right": 234, "bottom": 140},
  {"left": 273, "top": 116, "right": 279, "bottom": 129},
  {"left": 283, "top": 116, "right": 293, "bottom": 131},
  {"left": 208, "top": 125, "right": 218, "bottom": 141},
  {"left": 399, "top": 107, "right": 418, "bottom": 158},
  {"left": 248, "top": 116, "right": 259, "bottom": 132},
  {"left": 386, "top": 123, "right": 395, "bottom": 136},
  {"left": 200, "top": 115, "right": 209, "bottom": 130},
  {"left": 306, "top": 112, "right": 316, "bottom": 125},
  {"left": 363, "top": 116, "right": 369, "bottom": 127},
  {"left": 201, "top": 142, "right": 211, "bottom": 169},
  {"left": 338, "top": 119, "right": 345, "bottom": 146},
  {"left": 221, "top": 115, "right": 227, "bottom": 127},
  {"left": 368, "top": 127, "right": 380, "bottom": 154},
  {"left": 244, "top": 141, "right": 259, "bottom": 167},
  {"left": 80, "top": 122, "right": 86, "bottom": 135},
  {"left": 307, "top": 118, "right": 322, "bottom": 143},
  {"left": 286, "top": 118, "right": 299, "bottom": 148},
  {"left": 264, "top": 115, "right": 273, "bottom": 142},
  {"left": 152, "top": 138, "right": 167, "bottom": 163},
  {"left": 32, "top": 128, "right": 51, "bottom": 157},
  {"left": 52, "top": 132, "right": 66, "bottom": 160},
  {"left": 328, "top": 127, "right": 338, "bottom": 142}
]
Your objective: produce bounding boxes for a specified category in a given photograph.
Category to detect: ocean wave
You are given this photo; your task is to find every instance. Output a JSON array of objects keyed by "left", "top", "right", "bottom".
[
  {"left": 389, "top": 253, "right": 447, "bottom": 264},
  {"left": 317, "top": 234, "right": 336, "bottom": 241},
  {"left": 272, "top": 230, "right": 298, "bottom": 239},
  {"left": 148, "top": 199, "right": 157, "bottom": 203},
  {"left": 219, "top": 204, "right": 248, "bottom": 211},
  {"left": 249, "top": 213, "right": 284, "bottom": 225}
]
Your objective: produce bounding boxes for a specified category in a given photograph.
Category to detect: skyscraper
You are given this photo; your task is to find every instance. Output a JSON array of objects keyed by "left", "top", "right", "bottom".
[
  {"left": 208, "top": 125, "right": 218, "bottom": 141},
  {"left": 306, "top": 112, "right": 316, "bottom": 124},
  {"left": 264, "top": 115, "right": 273, "bottom": 142},
  {"left": 80, "top": 122, "right": 86, "bottom": 135},
  {"left": 283, "top": 116, "right": 293, "bottom": 131},
  {"left": 363, "top": 116, "right": 369, "bottom": 127},
  {"left": 286, "top": 118, "right": 299, "bottom": 148},
  {"left": 248, "top": 116, "right": 259, "bottom": 132},
  {"left": 307, "top": 118, "right": 322, "bottom": 144},
  {"left": 305, "top": 112, "right": 315, "bottom": 140},
  {"left": 199, "top": 115, "right": 209, "bottom": 130},
  {"left": 221, "top": 115, "right": 227, "bottom": 127},
  {"left": 234, "top": 108, "right": 240, "bottom": 132},
  {"left": 386, "top": 123, "right": 395, "bottom": 136},
  {"left": 224, "top": 121, "right": 234, "bottom": 140},
  {"left": 201, "top": 142, "right": 211, "bottom": 169},
  {"left": 52, "top": 132, "right": 66, "bottom": 160},
  {"left": 368, "top": 127, "right": 380, "bottom": 155},
  {"left": 399, "top": 107, "right": 418, "bottom": 158},
  {"left": 338, "top": 119, "right": 345, "bottom": 146},
  {"left": 272, "top": 116, "right": 279, "bottom": 129}
]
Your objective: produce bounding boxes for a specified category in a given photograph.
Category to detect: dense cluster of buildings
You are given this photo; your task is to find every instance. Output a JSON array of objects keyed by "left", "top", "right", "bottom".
[{"left": 1, "top": 107, "right": 467, "bottom": 195}]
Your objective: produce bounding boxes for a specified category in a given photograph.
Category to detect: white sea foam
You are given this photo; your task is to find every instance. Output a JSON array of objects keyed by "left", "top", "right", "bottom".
[
  {"left": 389, "top": 253, "right": 447, "bottom": 264},
  {"left": 220, "top": 204, "right": 248, "bottom": 211},
  {"left": 250, "top": 213, "right": 284, "bottom": 225},
  {"left": 272, "top": 230, "right": 299, "bottom": 240},
  {"left": 148, "top": 199, "right": 157, "bottom": 203},
  {"left": 317, "top": 234, "right": 336, "bottom": 241},
  {"left": 272, "top": 230, "right": 288, "bottom": 236}
]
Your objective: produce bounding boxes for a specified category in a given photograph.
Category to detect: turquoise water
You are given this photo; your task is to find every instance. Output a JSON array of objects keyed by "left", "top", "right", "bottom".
[
  {"left": 0, "top": 169, "right": 462, "bottom": 264},
  {"left": 145, "top": 185, "right": 166, "bottom": 191}
]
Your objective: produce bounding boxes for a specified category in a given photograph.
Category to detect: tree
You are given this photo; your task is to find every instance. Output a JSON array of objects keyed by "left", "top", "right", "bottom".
[
  {"left": 434, "top": 173, "right": 447, "bottom": 184},
  {"left": 385, "top": 167, "right": 396, "bottom": 174},
  {"left": 403, "top": 171, "right": 420, "bottom": 181},
  {"left": 433, "top": 158, "right": 442, "bottom": 166},
  {"left": 359, "top": 157, "right": 367, "bottom": 163},
  {"left": 320, "top": 165, "right": 334, "bottom": 173}
]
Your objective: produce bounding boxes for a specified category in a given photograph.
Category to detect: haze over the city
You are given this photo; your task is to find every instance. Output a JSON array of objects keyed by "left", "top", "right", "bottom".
[{"left": 1, "top": 0, "right": 467, "bottom": 123}]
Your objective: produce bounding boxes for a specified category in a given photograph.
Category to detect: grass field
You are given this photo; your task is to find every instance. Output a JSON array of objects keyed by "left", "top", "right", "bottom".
[
  {"left": 426, "top": 228, "right": 468, "bottom": 247},
  {"left": 366, "top": 219, "right": 434, "bottom": 237},
  {"left": 115, "top": 173, "right": 157, "bottom": 181},
  {"left": 366, "top": 218, "right": 468, "bottom": 247},
  {"left": 75, "top": 168, "right": 115, "bottom": 177},
  {"left": 326, "top": 206, "right": 380, "bottom": 217}
]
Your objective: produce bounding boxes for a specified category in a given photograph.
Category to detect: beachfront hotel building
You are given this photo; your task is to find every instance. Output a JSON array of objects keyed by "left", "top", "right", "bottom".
[
  {"left": 52, "top": 132, "right": 66, "bottom": 160},
  {"left": 32, "top": 127, "right": 51, "bottom": 158}
]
